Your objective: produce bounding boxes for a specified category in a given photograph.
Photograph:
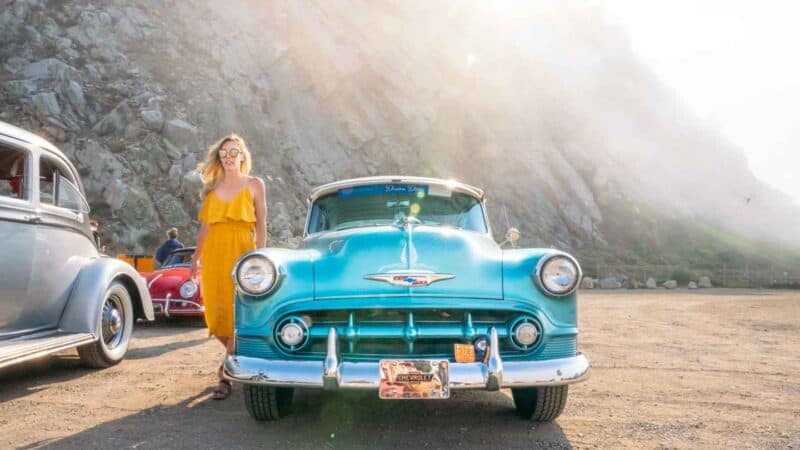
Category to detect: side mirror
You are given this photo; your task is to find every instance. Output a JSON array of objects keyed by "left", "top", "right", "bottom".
[{"left": 501, "top": 227, "right": 520, "bottom": 247}]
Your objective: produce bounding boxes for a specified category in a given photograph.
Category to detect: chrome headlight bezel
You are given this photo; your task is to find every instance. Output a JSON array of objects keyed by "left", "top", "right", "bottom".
[
  {"left": 179, "top": 280, "right": 198, "bottom": 299},
  {"left": 534, "top": 252, "right": 582, "bottom": 297},
  {"left": 234, "top": 254, "right": 279, "bottom": 296}
]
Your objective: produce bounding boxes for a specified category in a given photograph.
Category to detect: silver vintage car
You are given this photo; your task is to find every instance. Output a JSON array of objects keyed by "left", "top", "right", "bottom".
[{"left": 0, "top": 121, "right": 154, "bottom": 370}]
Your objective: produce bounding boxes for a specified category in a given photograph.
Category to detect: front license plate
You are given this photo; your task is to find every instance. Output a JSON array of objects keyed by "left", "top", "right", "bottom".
[{"left": 379, "top": 360, "right": 450, "bottom": 399}]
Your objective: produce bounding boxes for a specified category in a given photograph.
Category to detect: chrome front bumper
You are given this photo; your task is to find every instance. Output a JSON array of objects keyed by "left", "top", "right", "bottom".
[
  {"left": 224, "top": 327, "right": 590, "bottom": 390},
  {"left": 152, "top": 294, "right": 204, "bottom": 317}
]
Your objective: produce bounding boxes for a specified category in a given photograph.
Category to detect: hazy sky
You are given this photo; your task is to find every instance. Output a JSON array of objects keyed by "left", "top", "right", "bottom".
[{"left": 596, "top": 0, "right": 800, "bottom": 205}]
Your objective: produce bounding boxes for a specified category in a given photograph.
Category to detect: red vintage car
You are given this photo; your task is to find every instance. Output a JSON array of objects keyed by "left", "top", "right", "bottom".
[{"left": 142, "top": 247, "right": 204, "bottom": 317}]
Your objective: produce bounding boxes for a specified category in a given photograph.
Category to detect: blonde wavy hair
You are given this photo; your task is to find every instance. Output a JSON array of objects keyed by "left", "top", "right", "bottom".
[{"left": 197, "top": 134, "right": 252, "bottom": 197}]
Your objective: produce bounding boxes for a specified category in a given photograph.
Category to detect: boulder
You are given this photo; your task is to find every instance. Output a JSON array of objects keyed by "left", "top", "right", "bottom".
[
  {"left": 163, "top": 118, "right": 199, "bottom": 150},
  {"left": 646, "top": 277, "right": 657, "bottom": 289},
  {"left": 141, "top": 109, "right": 164, "bottom": 132},
  {"left": 31, "top": 92, "right": 61, "bottom": 118},
  {"left": 698, "top": 276, "right": 712, "bottom": 288},
  {"left": 688, "top": 281, "right": 698, "bottom": 289},
  {"left": 600, "top": 277, "right": 622, "bottom": 289},
  {"left": 155, "top": 194, "right": 191, "bottom": 227},
  {"left": 580, "top": 277, "right": 594, "bottom": 289},
  {"left": 117, "top": 185, "right": 159, "bottom": 231},
  {"left": 58, "top": 79, "right": 87, "bottom": 117},
  {"left": 662, "top": 280, "right": 677, "bottom": 289},
  {"left": 22, "top": 58, "right": 79, "bottom": 81},
  {"left": 182, "top": 170, "right": 203, "bottom": 198},
  {"left": 103, "top": 179, "right": 128, "bottom": 211},
  {"left": 93, "top": 101, "right": 133, "bottom": 136}
]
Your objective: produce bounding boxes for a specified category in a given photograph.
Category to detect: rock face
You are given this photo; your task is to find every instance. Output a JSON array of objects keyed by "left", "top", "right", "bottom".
[
  {"left": 662, "top": 280, "right": 677, "bottom": 289},
  {"left": 2, "top": 0, "right": 800, "bottom": 255}
]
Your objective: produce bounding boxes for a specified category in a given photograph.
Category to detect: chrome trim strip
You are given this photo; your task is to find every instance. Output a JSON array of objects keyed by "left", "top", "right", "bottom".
[
  {"left": 364, "top": 271, "right": 456, "bottom": 287},
  {"left": 147, "top": 273, "right": 163, "bottom": 289},
  {"left": 0, "top": 332, "right": 96, "bottom": 369},
  {"left": 224, "top": 352, "right": 590, "bottom": 389}
]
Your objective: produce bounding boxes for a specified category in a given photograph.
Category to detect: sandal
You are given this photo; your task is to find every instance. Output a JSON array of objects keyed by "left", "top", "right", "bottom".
[{"left": 213, "top": 379, "right": 232, "bottom": 400}]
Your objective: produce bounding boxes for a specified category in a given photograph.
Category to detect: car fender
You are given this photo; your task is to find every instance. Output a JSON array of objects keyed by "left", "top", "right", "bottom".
[{"left": 59, "top": 257, "right": 154, "bottom": 334}]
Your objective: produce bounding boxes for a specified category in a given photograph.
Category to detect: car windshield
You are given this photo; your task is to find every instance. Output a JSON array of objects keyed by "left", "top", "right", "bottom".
[
  {"left": 307, "top": 184, "right": 487, "bottom": 234},
  {"left": 163, "top": 250, "right": 193, "bottom": 267}
]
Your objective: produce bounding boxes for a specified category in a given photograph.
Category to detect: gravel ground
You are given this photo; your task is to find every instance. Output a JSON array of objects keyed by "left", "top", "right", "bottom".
[{"left": 1, "top": 289, "right": 798, "bottom": 449}]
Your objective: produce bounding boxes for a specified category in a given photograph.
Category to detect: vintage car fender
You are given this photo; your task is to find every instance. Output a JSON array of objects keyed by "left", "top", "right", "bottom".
[
  {"left": 59, "top": 256, "right": 154, "bottom": 334},
  {"left": 501, "top": 248, "right": 578, "bottom": 328},
  {"left": 234, "top": 248, "right": 317, "bottom": 328}
]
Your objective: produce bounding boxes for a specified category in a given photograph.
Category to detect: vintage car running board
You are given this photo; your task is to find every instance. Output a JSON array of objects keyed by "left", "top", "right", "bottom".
[{"left": 0, "top": 332, "right": 95, "bottom": 369}]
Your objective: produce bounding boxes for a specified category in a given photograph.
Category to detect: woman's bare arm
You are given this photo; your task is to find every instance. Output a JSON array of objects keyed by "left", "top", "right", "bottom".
[
  {"left": 190, "top": 222, "right": 208, "bottom": 281},
  {"left": 250, "top": 176, "right": 268, "bottom": 248}
]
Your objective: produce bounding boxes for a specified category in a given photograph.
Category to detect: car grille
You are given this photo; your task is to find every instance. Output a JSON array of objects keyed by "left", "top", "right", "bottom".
[{"left": 237, "top": 309, "right": 577, "bottom": 361}]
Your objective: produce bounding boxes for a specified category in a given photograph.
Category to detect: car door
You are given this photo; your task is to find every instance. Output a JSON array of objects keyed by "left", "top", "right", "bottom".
[
  {"left": 0, "top": 140, "right": 38, "bottom": 337},
  {"left": 28, "top": 151, "right": 97, "bottom": 332}
]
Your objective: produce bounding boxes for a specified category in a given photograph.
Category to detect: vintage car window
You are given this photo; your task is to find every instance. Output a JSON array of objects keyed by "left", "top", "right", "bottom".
[
  {"left": 57, "top": 177, "right": 89, "bottom": 213},
  {"left": 0, "top": 145, "right": 27, "bottom": 200},
  {"left": 163, "top": 250, "right": 193, "bottom": 267},
  {"left": 308, "top": 185, "right": 487, "bottom": 234},
  {"left": 39, "top": 155, "right": 84, "bottom": 211}
]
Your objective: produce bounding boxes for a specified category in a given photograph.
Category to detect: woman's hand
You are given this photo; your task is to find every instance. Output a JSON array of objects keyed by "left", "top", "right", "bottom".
[{"left": 189, "top": 258, "right": 200, "bottom": 283}]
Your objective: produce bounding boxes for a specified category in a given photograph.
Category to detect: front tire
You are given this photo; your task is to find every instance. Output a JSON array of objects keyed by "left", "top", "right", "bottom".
[
  {"left": 512, "top": 385, "right": 569, "bottom": 421},
  {"left": 243, "top": 385, "right": 294, "bottom": 421},
  {"left": 78, "top": 282, "right": 134, "bottom": 368}
]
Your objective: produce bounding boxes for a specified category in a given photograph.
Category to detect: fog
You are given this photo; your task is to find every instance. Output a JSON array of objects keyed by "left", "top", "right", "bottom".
[
  {"left": 210, "top": 0, "right": 798, "bottom": 250},
  {"left": 7, "top": 0, "right": 796, "bottom": 255}
]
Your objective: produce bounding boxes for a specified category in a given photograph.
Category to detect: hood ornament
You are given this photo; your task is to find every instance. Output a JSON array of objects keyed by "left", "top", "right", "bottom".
[{"left": 365, "top": 271, "right": 455, "bottom": 287}]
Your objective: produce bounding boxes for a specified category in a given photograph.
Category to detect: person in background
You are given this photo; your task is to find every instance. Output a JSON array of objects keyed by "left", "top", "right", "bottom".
[{"left": 155, "top": 227, "right": 184, "bottom": 267}]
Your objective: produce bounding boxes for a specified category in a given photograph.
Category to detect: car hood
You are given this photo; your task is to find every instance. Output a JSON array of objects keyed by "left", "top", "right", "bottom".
[
  {"left": 144, "top": 267, "right": 192, "bottom": 293},
  {"left": 305, "top": 225, "right": 503, "bottom": 299}
]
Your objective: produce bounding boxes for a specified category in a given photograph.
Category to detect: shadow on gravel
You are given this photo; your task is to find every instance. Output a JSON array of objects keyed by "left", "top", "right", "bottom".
[
  {"left": 40, "top": 388, "right": 571, "bottom": 449},
  {"left": 0, "top": 355, "right": 90, "bottom": 403},
  {"left": 125, "top": 337, "right": 209, "bottom": 360}
]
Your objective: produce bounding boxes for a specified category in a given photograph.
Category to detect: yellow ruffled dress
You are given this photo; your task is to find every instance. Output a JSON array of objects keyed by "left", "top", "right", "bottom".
[{"left": 197, "top": 188, "right": 256, "bottom": 338}]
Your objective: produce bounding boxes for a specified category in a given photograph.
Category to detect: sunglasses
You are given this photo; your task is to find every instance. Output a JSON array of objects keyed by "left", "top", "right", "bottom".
[{"left": 218, "top": 148, "right": 241, "bottom": 159}]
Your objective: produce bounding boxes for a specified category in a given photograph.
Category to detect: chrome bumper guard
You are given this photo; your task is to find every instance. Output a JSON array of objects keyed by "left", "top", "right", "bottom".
[
  {"left": 152, "top": 294, "right": 204, "bottom": 317},
  {"left": 224, "top": 327, "right": 590, "bottom": 390}
]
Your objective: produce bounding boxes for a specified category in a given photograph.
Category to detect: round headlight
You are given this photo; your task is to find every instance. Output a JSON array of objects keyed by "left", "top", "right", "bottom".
[
  {"left": 537, "top": 254, "right": 581, "bottom": 296},
  {"left": 274, "top": 316, "right": 309, "bottom": 351},
  {"left": 280, "top": 323, "right": 305, "bottom": 346},
  {"left": 514, "top": 322, "right": 539, "bottom": 346},
  {"left": 235, "top": 255, "right": 277, "bottom": 295},
  {"left": 179, "top": 280, "right": 198, "bottom": 299}
]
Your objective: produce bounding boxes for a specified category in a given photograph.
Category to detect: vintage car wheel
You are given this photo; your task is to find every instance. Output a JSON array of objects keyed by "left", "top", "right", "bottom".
[
  {"left": 243, "top": 385, "right": 294, "bottom": 421},
  {"left": 512, "top": 385, "right": 569, "bottom": 421},
  {"left": 78, "top": 282, "right": 134, "bottom": 368}
]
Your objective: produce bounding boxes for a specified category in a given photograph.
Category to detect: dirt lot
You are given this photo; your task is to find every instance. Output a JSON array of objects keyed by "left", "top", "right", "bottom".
[{"left": 1, "top": 289, "right": 798, "bottom": 449}]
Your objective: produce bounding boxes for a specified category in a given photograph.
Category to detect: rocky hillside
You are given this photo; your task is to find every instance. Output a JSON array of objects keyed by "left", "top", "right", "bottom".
[{"left": 2, "top": 0, "right": 798, "bottom": 262}]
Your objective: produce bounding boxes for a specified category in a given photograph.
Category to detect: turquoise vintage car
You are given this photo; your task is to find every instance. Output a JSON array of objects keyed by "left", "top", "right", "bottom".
[{"left": 224, "top": 176, "right": 589, "bottom": 421}]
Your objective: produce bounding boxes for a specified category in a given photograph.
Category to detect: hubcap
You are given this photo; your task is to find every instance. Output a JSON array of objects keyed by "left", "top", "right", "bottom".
[{"left": 102, "top": 296, "right": 125, "bottom": 349}]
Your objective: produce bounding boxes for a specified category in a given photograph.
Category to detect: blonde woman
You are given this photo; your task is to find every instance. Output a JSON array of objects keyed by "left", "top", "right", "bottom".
[{"left": 190, "top": 134, "right": 267, "bottom": 400}]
